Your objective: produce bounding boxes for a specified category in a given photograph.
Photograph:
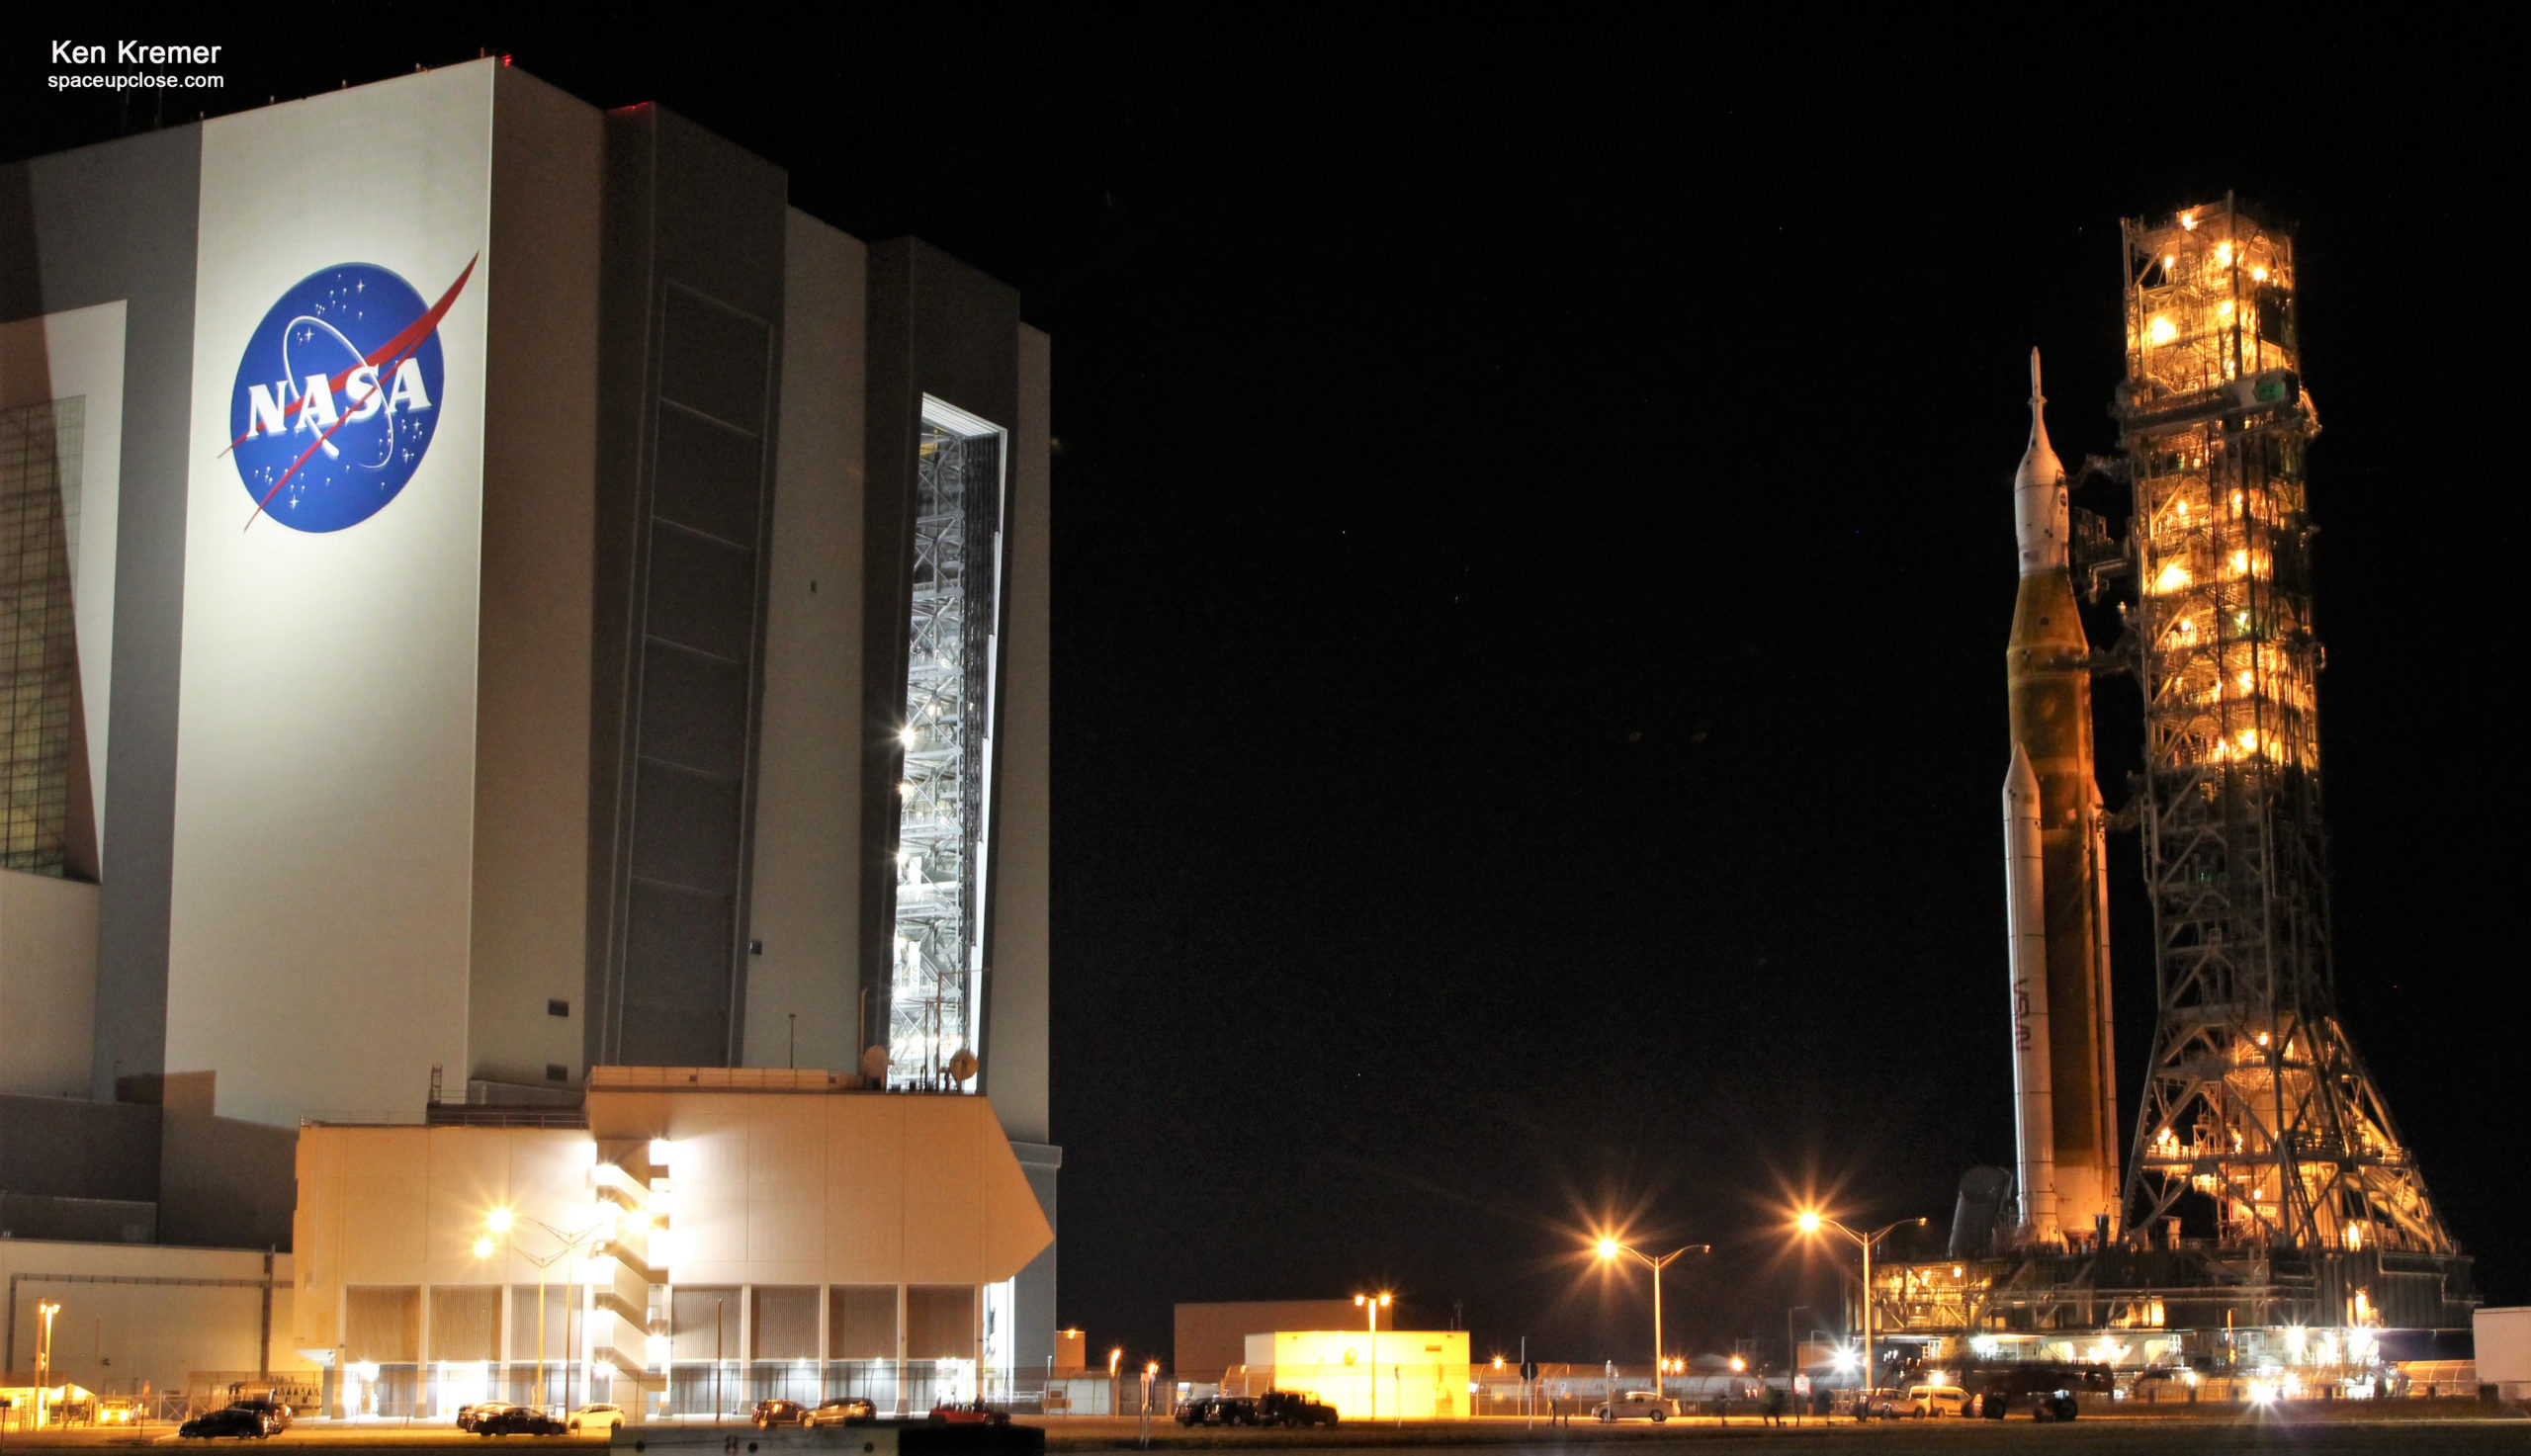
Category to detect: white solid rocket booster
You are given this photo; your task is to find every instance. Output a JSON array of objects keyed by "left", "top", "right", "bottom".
[{"left": 2003, "top": 742, "right": 2058, "bottom": 1239}]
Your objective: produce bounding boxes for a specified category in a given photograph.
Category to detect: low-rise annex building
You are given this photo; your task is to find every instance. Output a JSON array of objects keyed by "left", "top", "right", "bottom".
[
  {"left": 293, "top": 1069, "right": 1051, "bottom": 1419},
  {"left": 1242, "top": 1329, "right": 1470, "bottom": 1420}
]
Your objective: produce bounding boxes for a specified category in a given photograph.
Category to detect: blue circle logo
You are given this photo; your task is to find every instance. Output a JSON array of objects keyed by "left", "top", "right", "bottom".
[{"left": 226, "top": 258, "right": 472, "bottom": 533}]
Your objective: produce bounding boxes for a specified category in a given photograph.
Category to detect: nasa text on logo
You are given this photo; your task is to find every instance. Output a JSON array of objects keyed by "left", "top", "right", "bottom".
[{"left": 225, "top": 257, "right": 476, "bottom": 532}]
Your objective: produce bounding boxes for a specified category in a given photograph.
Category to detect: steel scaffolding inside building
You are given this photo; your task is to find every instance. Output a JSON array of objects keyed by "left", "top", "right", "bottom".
[{"left": 888, "top": 398, "right": 1008, "bottom": 1088}]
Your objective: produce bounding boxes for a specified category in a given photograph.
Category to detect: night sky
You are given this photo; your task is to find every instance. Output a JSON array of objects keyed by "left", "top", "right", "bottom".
[{"left": 7, "top": 19, "right": 2519, "bottom": 1372}]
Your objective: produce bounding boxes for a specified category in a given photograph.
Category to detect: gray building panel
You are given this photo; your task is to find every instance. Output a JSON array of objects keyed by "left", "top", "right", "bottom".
[
  {"left": 594, "top": 106, "right": 789, "bottom": 1070},
  {"left": 469, "top": 65, "right": 605, "bottom": 1090},
  {"left": 0, "top": 127, "right": 202, "bottom": 1099},
  {"left": 744, "top": 212, "right": 867, "bottom": 1073},
  {"left": 1009, "top": 1140, "right": 1060, "bottom": 1380},
  {"left": 987, "top": 324, "right": 1052, "bottom": 1142}
]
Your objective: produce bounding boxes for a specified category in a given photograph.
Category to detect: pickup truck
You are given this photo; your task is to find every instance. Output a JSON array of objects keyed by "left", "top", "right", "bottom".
[{"left": 1256, "top": 1390, "right": 1338, "bottom": 1428}]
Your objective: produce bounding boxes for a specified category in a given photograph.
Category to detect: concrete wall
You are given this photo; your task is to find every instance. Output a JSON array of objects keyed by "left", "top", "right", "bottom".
[
  {"left": 0, "top": 1093, "right": 159, "bottom": 1204},
  {"left": 987, "top": 324, "right": 1051, "bottom": 1143},
  {"left": 0, "top": 871, "right": 98, "bottom": 1095},
  {"left": 0, "top": 1240, "right": 307, "bottom": 1399},
  {"left": 164, "top": 62, "right": 498, "bottom": 1126},
  {"left": 295, "top": 1089, "right": 1049, "bottom": 1385},
  {"left": 0, "top": 125, "right": 202, "bottom": 1099},
  {"left": 464, "top": 67, "right": 605, "bottom": 1093},
  {"left": 0, "top": 301, "right": 126, "bottom": 879},
  {"left": 1176, "top": 1301, "right": 1366, "bottom": 1374},
  {"left": 587, "top": 1087, "right": 1049, "bottom": 1289},
  {"left": 744, "top": 212, "right": 867, "bottom": 1073},
  {"left": 292, "top": 1124, "right": 598, "bottom": 1358},
  {"left": 157, "top": 1109, "right": 295, "bottom": 1250},
  {"left": 1246, "top": 1329, "right": 1470, "bottom": 1419}
]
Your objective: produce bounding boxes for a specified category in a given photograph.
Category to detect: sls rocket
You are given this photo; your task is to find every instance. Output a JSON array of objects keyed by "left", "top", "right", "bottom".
[{"left": 2002, "top": 350, "right": 2119, "bottom": 1246}]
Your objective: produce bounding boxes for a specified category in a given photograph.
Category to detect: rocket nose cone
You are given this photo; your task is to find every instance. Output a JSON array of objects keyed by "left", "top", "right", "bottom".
[
  {"left": 2015, "top": 349, "right": 2064, "bottom": 492},
  {"left": 2004, "top": 741, "right": 2041, "bottom": 802}
]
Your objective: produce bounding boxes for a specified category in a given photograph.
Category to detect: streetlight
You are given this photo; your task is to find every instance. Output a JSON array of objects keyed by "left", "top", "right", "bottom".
[
  {"left": 1794, "top": 1211, "right": 1926, "bottom": 1413},
  {"left": 480, "top": 1208, "right": 612, "bottom": 1414},
  {"left": 35, "top": 1300, "right": 60, "bottom": 1428},
  {"left": 1593, "top": 1239, "right": 1708, "bottom": 1404},
  {"left": 1352, "top": 1293, "right": 1391, "bottom": 1421}
]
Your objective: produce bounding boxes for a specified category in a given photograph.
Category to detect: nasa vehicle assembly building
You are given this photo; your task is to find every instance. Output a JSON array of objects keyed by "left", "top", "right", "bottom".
[{"left": 0, "top": 58, "right": 1055, "bottom": 1409}]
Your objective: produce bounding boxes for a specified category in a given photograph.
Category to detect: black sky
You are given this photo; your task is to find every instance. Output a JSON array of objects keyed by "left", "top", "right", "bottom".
[{"left": 6, "top": 18, "right": 2519, "bottom": 1372}]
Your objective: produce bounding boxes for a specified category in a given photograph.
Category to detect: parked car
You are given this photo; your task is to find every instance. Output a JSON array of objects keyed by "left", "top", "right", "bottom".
[
  {"left": 927, "top": 1400, "right": 1010, "bottom": 1425},
  {"left": 753, "top": 1399, "right": 810, "bottom": 1427},
  {"left": 98, "top": 1397, "right": 147, "bottom": 1425},
  {"left": 1256, "top": 1390, "right": 1338, "bottom": 1428},
  {"left": 477, "top": 1406, "right": 569, "bottom": 1435},
  {"left": 1903, "top": 1384, "right": 1971, "bottom": 1417},
  {"left": 1593, "top": 1390, "right": 1681, "bottom": 1422},
  {"left": 178, "top": 1407, "right": 269, "bottom": 1439},
  {"left": 458, "top": 1401, "right": 517, "bottom": 1432},
  {"left": 802, "top": 1397, "right": 876, "bottom": 1427},
  {"left": 1852, "top": 1388, "right": 1909, "bottom": 1418},
  {"left": 567, "top": 1404, "right": 627, "bottom": 1435},
  {"left": 228, "top": 1398, "right": 293, "bottom": 1435}
]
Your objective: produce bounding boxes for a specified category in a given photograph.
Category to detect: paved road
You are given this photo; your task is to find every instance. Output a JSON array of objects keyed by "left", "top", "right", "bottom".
[{"left": 6, "top": 1416, "right": 2528, "bottom": 1455}]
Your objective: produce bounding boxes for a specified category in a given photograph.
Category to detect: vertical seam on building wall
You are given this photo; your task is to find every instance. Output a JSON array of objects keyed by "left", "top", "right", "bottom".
[
  {"left": 727, "top": 288, "right": 782, "bottom": 1068},
  {"left": 600, "top": 125, "right": 661, "bottom": 1069},
  {"left": 456, "top": 61, "right": 498, "bottom": 1086}
]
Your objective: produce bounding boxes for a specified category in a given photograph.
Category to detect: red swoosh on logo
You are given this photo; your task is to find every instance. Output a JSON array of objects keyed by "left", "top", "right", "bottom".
[{"left": 236, "top": 253, "right": 478, "bottom": 531}]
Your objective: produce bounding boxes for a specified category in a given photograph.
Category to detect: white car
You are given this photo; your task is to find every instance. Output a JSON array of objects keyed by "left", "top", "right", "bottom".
[
  {"left": 1904, "top": 1384, "right": 1971, "bottom": 1417},
  {"left": 1593, "top": 1390, "right": 1681, "bottom": 1422},
  {"left": 567, "top": 1404, "right": 626, "bottom": 1435}
]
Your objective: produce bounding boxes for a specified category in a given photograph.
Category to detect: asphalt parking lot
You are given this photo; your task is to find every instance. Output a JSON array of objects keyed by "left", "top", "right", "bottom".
[{"left": 4, "top": 1410, "right": 2527, "bottom": 1455}]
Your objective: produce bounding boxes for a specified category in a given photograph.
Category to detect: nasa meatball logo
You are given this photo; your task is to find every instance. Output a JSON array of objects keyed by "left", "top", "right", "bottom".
[{"left": 224, "top": 255, "right": 476, "bottom": 532}]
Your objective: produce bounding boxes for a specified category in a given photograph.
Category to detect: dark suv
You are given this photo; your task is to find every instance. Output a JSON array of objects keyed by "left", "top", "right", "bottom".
[
  {"left": 228, "top": 1398, "right": 293, "bottom": 1435},
  {"left": 477, "top": 1407, "right": 567, "bottom": 1436}
]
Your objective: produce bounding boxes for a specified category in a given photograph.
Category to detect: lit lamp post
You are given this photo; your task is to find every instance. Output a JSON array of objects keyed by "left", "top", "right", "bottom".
[
  {"left": 1594, "top": 1241, "right": 1708, "bottom": 1405},
  {"left": 1352, "top": 1293, "right": 1390, "bottom": 1421},
  {"left": 1794, "top": 1212, "right": 1925, "bottom": 1413},
  {"left": 35, "top": 1300, "right": 60, "bottom": 1428},
  {"left": 478, "top": 1208, "right": 612, "bottom": 1414}
]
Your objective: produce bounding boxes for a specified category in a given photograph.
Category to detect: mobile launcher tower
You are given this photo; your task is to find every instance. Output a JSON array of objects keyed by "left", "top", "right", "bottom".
[{"left": 1876, "top": 198, "right": 2475, "bottom": 1385}]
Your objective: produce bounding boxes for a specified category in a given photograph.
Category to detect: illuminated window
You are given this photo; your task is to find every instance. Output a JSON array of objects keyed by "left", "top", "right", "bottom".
[
  {"left": 0, "top": 397, "right": 81, "bottom": 875},
  {"left": 889, "top": 398, "right": 1008, "bottom": 1088}
]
